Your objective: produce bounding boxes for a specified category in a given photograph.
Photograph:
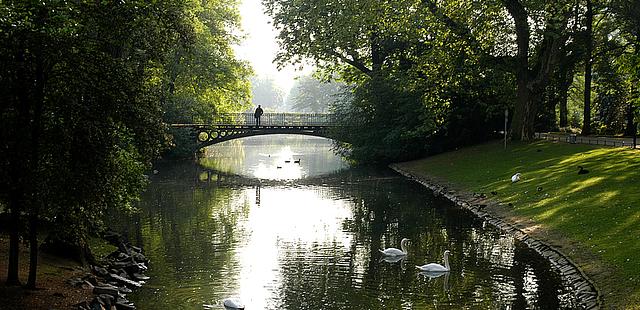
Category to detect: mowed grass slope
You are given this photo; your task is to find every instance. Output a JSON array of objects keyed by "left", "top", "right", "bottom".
[{"left": 398, "top": 140, "right": 640, "bottom": 306}]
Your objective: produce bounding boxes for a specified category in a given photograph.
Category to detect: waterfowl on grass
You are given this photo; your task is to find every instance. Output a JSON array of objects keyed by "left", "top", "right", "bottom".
[
  {"left": 511, "top": 173, "right": 521, "bottom": 183},
  {"left": 578, "top": 166, "right": 589, "bottom": 174}
]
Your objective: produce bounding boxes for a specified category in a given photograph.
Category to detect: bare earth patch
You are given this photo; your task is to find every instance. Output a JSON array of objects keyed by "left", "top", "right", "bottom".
[{"left": 0, "top": 234, "right": 93, "bottom": 309}]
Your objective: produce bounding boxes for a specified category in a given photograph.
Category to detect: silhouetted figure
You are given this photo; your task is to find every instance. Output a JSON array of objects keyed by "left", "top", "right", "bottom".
[
  {"left": 578, "top": 166, "right": 589, "bottom": 174},
  {"left": 254, "top": 105, "right": 264, "bottom": 127}
]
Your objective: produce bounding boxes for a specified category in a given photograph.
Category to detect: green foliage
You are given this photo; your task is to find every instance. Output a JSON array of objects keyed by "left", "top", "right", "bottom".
[
  {"left": 249, "top": 76, "right": 285, "bottom": 111},
  {"left": 332, "top": 76, "right": 435, "bottom": 164},
  {"left": 265, "top": 0, "right": 640, "bottom": 161},
  {"left": 161, "top": 0, "right": 252, "bottom": 157},
  {"left": 0, "top": 0, "right": 251, "bottom": 284},
  {"left": 287, "top": 75, "right": 344, "bottom": 113}
]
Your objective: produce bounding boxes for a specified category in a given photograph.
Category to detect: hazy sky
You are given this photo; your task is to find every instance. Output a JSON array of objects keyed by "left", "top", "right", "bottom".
[{"left": 235, "top": 0, "right": 312, "bottom": 95}]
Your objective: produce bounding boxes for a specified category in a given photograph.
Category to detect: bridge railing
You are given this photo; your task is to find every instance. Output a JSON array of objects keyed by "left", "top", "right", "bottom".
[{"left": 212, "top": 113, "right": 337, "bottom": 127}]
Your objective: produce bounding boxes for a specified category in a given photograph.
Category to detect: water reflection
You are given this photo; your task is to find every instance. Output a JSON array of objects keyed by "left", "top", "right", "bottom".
[
  {"left": 111, "top": 136, "right": 577, "bottom": 309},
  {"left": 200, "top": 135, "right": 347, "bottom": 180}
]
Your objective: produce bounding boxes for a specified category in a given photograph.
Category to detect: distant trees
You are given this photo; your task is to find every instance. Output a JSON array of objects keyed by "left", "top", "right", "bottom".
[
  {"left": 250, "top": 76, "right": 286, "bottom": 111},
  {"left": 0, "top": 0, "right": 249, "bottom": 288},
  {"left": 265, "top": 0, "right": 640, "bottom": 163},
  {"left": 288, "top": 76, "right": 343, "bottom": 113}
]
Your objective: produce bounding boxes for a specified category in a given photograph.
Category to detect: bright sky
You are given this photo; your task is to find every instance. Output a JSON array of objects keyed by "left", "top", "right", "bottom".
[{"left": 234, "top": 0, "right": 312, "bottom": 96}]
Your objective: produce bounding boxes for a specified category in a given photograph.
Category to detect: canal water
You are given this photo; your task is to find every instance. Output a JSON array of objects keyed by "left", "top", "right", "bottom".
[{"left": 116, "top": 135, "right": 577, "bottom": 309}]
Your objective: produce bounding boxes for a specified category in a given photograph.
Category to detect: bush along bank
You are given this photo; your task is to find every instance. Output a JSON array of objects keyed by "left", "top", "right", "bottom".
[
  {"left": 68, "top": 231, "right": 149, "bottom": 310},
  {"left": 390, "top": 164, "right": 600, "bottom": 309}
]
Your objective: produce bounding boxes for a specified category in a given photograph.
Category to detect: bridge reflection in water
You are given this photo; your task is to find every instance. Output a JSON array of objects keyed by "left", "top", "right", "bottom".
[{"left": 171, "top": 113, "right": 338, "bottom": 148}]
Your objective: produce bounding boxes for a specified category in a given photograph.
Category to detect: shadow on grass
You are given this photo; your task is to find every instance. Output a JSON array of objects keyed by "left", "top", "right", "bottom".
[{"left": 404, "top": 140, "right": 640, "bottom": 294}]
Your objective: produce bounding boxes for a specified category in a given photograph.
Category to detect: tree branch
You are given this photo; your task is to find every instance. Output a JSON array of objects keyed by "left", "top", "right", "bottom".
[
  {"left": 328, "top": 50, "right": 373, "bottom": 76},
  {"left": 420, "top": 0, "right": 510, "bottom": 68}
]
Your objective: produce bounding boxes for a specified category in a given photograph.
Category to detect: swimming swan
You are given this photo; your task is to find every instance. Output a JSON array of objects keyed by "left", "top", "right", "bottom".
[
  {"left": 223, "top": 298, "right": 245, "bottom": 309},
  {"left": 415, "top": 250, "right": 451, "bottom": 272},
  {"left": 379, "top": 238, "right": 410, "bottom": 256}
]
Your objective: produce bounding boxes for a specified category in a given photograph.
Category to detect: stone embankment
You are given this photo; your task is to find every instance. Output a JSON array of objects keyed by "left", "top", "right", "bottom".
[
  {"left": 68, "top": 231, "right": 149, "bottom": 310},
  {"left": 390, "top": 164, "right": 601, "bottom": 310}
]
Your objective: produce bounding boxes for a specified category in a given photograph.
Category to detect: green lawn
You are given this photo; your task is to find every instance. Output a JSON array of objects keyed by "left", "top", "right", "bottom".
[{"left": 398, "top": 140, "right": 640, "bottom": 307}]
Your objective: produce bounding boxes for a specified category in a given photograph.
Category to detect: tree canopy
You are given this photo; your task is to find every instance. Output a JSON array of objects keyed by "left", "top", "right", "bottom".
[
  {"left": 0, "top": 0, "right": 250, "bottom": 288},
  {"left": 249, "top": 76, "right": 286, "bottom": 111},
  {"left": 264, "top": 0, "right": 640, "bottom": 163},
  {"left": 287, "top": 75, "right": 344, "bottom": 113}
]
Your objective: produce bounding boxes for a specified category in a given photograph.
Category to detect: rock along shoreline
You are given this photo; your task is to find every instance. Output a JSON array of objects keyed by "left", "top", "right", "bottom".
[
  {"left": 68, "top": 230, "right": 150, "bottom": 310},
  {"left": 390, "top": 163, "right": 601, "bottom": 309}
]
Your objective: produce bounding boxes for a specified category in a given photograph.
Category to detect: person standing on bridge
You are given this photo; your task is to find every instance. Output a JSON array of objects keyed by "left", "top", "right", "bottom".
[{"left": 254, "top": 104, "right": 264, "bottom": 127}]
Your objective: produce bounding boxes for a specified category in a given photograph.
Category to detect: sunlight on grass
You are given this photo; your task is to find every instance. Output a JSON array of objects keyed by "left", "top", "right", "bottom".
[
  {"left": 565, "top": 177, "right": 604, "bottom": 194},
  {"left": 399, "top": 140, "right": 640, "bottom": 306}
]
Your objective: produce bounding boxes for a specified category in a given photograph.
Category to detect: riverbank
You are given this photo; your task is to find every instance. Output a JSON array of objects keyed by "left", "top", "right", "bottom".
[
  {"left": 0, "top": 234, "right": 93, "bottom": 309},
  {"left": 393, "top": 140, "right": 640, "bottom": 308}
]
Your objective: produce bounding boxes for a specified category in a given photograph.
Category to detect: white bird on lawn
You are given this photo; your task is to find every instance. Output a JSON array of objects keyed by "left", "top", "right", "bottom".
[
  {"left": 511, "top": 173, "right": 521, "bottom": 183},
  {"left": 415, "top": 250, "right": 451, "bottom": 272},
  {"left": 223, "top": 298, "right": 245, "bottom": 309},
  {"left": 379, "top": 238, "right": 410, "bottom": 256}
]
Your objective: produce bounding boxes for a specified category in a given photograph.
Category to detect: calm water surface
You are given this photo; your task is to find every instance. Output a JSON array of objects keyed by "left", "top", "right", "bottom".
[{"left": 116, "top": 136, "right": 577, "bottom": 309}]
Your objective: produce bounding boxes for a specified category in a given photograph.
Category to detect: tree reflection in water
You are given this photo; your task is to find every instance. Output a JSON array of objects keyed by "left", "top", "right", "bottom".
[{"left": 109, "top": 137, "right": 577, "bottom": 309}]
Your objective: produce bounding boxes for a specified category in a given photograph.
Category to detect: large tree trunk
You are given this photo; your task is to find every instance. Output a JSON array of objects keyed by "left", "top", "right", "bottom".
[
  {"left": 504, "top": 0, "right": 533, "bottom": 140},
  {"left": 559, "top": 70, "right": 571, "bottom": 127},
  {"left": 26, "top": 210, "right": 39, "bottom": 289},
  {"left": 6, "top": 49, "right": 31, "bottom": 286},
  {"left": 6, "top": 197, "right": 21, "bottom": 286},
  {"left": 582, "top": 0, "right": 593, "bottom": 135},
  {"left": 626, "top": 103, "right": 637, "bottom": 136},
  {"left": 625, "top": 42, "right": 639, "bottom": 136},
  {"left": 26, "top": 50, "right": 46, "bottom": 289}
]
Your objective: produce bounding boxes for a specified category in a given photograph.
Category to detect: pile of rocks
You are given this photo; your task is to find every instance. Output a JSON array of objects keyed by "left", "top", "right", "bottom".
[{"left": 69, "top": 231, "right": 150, "bottom": 310}]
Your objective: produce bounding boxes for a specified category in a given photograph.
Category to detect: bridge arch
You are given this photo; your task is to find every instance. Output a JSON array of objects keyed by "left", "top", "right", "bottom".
[
  {"left": 171, "top": 113, "right": 340, "bottom": 150},
  {"left": 195, "top": 127, "right": 334, "bottom": 149}
]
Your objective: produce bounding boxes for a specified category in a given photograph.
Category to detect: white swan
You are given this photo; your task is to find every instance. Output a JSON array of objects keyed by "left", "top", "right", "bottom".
[
  {"left": 379, "top": 238, "right": 410, "bottom": 256},
  {"left": 415, "top": 250, "right": 451, "bottom": 272},
  {"left": 223, "top": 298, "right": 245, "bottom": 309},
  {"left": 511, "top": 173, "right": 521, "bottom": 183}
]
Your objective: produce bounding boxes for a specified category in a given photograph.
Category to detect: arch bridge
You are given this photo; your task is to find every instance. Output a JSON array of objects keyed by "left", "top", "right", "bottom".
[{"left": 171, "top": 113, "right": 338, "bottom": 149}]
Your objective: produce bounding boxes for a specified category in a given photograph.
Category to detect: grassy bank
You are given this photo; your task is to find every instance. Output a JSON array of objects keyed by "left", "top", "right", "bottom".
[{"left": 396, "top": 140, "right": 640, "bottom": 308}]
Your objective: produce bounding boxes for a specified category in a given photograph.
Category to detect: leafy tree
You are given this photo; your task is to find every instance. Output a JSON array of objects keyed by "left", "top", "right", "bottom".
[
  {"left": 287, "top": 75, "right": 344, "bottom": 113},
  {"left": 611, "top": 0, "right": 640, "bottom": 135},
  {"left": 250, "top": 76, "right": 285, "bottom": 111},
  {"left": 264, "top": 0, "right": 455, "bottom": 162},
  {"left": 162, "top": 0, "right": 252, "bottom": 158},
  {"left": 0, "top": 0, "right": 249, "bottom": 289}
]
